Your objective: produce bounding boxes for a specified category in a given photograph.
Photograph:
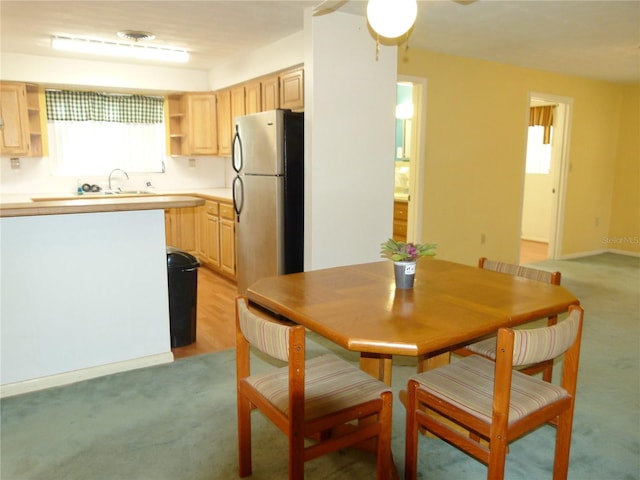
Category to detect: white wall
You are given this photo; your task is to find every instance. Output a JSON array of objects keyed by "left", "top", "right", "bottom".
[
  {"left": 0, "top": 153, "right": 229, "bottom": 199},
  {"left": 304, "top": 10, "right": 397, "bottom": 270},
  {"left": 208, "top": 31, "right": 305, "bottom": 90}
]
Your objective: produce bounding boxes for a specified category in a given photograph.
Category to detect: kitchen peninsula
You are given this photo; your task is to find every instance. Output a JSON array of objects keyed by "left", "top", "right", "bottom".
[{"left": 0, "top": 195, "right": 204, "bottom": 397}]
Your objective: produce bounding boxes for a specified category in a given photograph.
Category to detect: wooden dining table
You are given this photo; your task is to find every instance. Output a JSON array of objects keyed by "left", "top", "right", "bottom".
[{"left": 246, "top": 259, "right": 580, "bottom": 385}]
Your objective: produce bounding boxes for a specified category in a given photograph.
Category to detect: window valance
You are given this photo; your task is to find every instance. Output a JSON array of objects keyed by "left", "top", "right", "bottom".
[
  {"left": 529, "top": 105, "right": 554, "bottom": 144},
  {"left": 46, "top": 90, "right": 164, "bottom": 123}
]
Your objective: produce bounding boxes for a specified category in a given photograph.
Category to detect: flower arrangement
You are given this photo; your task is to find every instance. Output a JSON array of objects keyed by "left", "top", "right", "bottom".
[{"left": 380, "top": 238, "right": 437, "bottom": 262}]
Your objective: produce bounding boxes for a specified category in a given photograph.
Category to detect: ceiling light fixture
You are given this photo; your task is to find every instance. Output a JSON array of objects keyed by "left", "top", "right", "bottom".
[
  {"left": 367, "top": 0, "right": 418, "bottom": 39},
  {"left": 116, "top": 30, "right": 156, "bottom": 42},
  {"left": 51, "top": 36, "right": 189, "bottom": 63}
]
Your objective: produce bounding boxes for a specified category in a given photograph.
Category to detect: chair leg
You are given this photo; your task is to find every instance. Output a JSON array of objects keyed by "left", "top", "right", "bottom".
[
  {"left": 237, "top": 395, "right": 253, "bottom": 477},
  {"left": 289, "top": 426, "right": 305, "bottom": 480},
  {"left": 404, "top": 381, "right": 420, "bottom": 480},
  {"left": 377, "top": 391, "right": 393, "bottom": 480},
  {"left": 552, "top": 410, "right": 574, "bottom": 480},
  {"left": 486, "top": 438, "right": 508, "bottom": 480}
]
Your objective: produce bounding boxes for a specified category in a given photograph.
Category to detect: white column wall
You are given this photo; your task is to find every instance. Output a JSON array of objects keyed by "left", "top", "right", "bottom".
[{"left": 304, "top": 10, "right": 397, "bottom": 270}]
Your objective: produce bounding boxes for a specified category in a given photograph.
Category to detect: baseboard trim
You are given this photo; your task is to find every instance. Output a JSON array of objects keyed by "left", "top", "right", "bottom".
[
  {"left": 559, "top": 249, "right": 639, "bottom": 260},
  {"left": 0, "top": 352, "right": 175, "bottom": 399}
]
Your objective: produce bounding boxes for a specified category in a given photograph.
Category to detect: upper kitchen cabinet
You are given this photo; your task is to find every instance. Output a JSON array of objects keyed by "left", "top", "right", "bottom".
[
  {"left": 216, "top": 89, "right": 232, "bottom": 156},
  {"left": 259, "top": 66, "right": 304, "bottom": 112},
  {"left": 0, "top": 82, "right": 45, "bottom": 157},
  {"left": 279, "top": 67, "right": 304, "bottom": 111},
  {"left": 244, "top": 81, "right": 262, "bottom": 115},
  {"left": 217, "top": 85, "right": 246, "bottom": 157},
  {"left": 261, "top": 75, "right": 279, "bottom": 112},
  {"left": 167, "top": 92, "right": 218, "bottom": 156}
]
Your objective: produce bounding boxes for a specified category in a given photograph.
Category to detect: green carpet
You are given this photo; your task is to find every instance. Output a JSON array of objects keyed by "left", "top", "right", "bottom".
[{"left": 1, "top": 253, "right": 638, "bottom": 479}]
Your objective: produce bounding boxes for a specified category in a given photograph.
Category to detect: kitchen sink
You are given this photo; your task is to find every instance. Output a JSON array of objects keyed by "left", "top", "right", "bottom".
[{"left": 104, "top": 190, "right": 156, "bottom": 195}]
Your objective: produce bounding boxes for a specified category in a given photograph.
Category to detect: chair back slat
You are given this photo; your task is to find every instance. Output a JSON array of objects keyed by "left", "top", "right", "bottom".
[
  {"left": 512, "top": 307, "right": 582, "bottom": 366},
  {"left": 236, "top": 297, "right": 290, "bottom": 362},
  {"left": 480, "top": 257, "right": 560, "bottom": 285}
]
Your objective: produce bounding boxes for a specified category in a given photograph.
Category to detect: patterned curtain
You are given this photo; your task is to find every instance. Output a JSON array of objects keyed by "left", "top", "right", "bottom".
[
  {"left": 46, "top": 90, "right": 163, "bottom": 123},
  {"left": 529, "top": 105, "right": 554, "bottom": 144}
]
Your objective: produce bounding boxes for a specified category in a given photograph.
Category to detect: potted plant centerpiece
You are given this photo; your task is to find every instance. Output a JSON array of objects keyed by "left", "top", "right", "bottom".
[{"left": 380, "top": 238, "right": 437, "bottom": 289}]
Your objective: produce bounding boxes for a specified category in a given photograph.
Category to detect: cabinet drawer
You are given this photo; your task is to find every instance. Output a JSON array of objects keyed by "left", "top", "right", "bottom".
[
  {"left": 393, "top": 201, "right": 408, "bottom": 221},
  {"left": 220, "top": 203, "right": 234, "bottom": 220},
  {"left": 206, "top": 200, "right": 219, "bottom": 216}
]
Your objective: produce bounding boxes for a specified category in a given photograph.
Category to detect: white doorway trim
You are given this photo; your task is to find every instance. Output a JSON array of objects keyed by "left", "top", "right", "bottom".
[
  {"left": 398, "top": 75, "right": 427, "bottom": 243},
  {"left": 524, "top": 92, "right": 573, "bottom": 260}
]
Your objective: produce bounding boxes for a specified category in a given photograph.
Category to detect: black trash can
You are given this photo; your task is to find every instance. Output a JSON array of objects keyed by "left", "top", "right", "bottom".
[{"left": 166, "top": 246, "right": 200, "bottom": 348}]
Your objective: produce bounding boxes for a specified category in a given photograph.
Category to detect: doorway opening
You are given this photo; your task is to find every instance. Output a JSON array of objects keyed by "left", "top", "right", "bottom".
[
  {"left": 520, "top": 93, "right": 573, "bottom": 263},
  {"left": 394, "top": 76, "right": 426, "bottom": 244}
]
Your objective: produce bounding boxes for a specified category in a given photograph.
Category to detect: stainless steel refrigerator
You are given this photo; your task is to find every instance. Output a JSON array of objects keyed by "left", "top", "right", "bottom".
[{"left": 232, "top": 109, "right": 304, "bottom": 294}]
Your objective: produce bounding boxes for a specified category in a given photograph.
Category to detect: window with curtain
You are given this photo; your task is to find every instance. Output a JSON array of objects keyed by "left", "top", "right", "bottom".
[
  {"left": 46, "top": 90, "right": 166, "bottom": 175},
  {"left": 525, "top": 105, "right": 555, "bottom": 175}
]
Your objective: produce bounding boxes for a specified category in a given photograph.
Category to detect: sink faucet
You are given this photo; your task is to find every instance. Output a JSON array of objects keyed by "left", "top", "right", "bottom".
[{"left": 108, "top": 168, "right": 129, "bottom": 191}]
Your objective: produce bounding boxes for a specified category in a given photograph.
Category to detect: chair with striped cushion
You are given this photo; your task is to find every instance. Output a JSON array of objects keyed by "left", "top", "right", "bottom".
[
  {"left": 454, "top": 257, "right": 562, "bottom": 382},
  {"left": 235, "top": 296, "right": 394, "bottom": 479},
  {"left": 404, "top": 304, "right": 584, "bottom": 480}
]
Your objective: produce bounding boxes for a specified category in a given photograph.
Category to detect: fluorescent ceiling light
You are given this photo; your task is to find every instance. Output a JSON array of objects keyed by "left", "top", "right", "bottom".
[{"left": 51, "top": 36, "right": 189, "bottom": 63}]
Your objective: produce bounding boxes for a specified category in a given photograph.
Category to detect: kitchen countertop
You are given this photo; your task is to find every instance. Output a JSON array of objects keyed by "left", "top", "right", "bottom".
[
  {"left": 0, "top": 195, "right": 205, "bottom": 218},
  {"left": 0, "top": 187, "right": 233, "bottom": 205}
]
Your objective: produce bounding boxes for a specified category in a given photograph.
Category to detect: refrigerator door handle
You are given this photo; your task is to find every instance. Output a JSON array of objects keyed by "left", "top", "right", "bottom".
[
  {"left": 232, "top": 125, "right": 243, "bottom": 174},
  {"left": 232, "top": 175, "right": 244, "bottom": 221}
]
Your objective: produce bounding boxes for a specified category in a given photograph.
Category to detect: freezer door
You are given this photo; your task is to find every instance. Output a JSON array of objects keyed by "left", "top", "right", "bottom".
[
  {"left": 234, "top": 110, "right": 283, "bottom": 175},
  {"left": 236, "top": 174, "right": 284, "bottom": 294}
]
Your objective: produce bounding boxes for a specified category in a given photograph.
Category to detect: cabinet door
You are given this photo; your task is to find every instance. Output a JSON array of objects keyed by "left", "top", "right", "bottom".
[
  {"left": 231, "top": 86, "right": 246, "bottom": 121},
  {"left": 207, "top": 214, "right": 220, "bottom": 267},
  {"left": 217, "top": 90, "right": 232, "bottom": 156},
  {"left": 280, "top": 68, "right": 304, "bottom": 111},
  {"left": 187, "top": 93, "right": 218, "bottom": 155},
  {"left": 261, "top": 75, "right": 279, "bottom": 111},
  {"left": 244, "top": 81, "right": 262, "bottom": 114},
  {"left": 179, "top": 207, "right": 197, "bottom": 253},
  {"left": 165, "top": 209, "right": 178, "bottom": 247},
  {"left": 0, "top": 83, "right": 30, "bottom": 156},
  {"left": 219, "top": 218, "right": 236, "bottom": 276},
  {"left": 219, "top": 203, "right": 236, "bottom": 276}
]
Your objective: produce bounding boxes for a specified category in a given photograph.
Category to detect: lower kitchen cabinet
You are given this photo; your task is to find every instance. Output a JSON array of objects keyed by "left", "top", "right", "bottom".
[
  {"left": 166, "top": 199, "right": 236, "bottom": 280},
  {"left": 218, "top": 203, "right": 236, "bottom": 277},
  {"left": 195, "top": 199, "right": 236, "bottom": 279},
  {"left": 165, "top": 207, "right": 197, "bottom": 253}
]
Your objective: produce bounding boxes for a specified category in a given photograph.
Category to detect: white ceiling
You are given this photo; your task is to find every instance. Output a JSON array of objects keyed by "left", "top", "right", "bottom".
[{"left": 1, "top": 0, "right": 639, "bottom": 83}]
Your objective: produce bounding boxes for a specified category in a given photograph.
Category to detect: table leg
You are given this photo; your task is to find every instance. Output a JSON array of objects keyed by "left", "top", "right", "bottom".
[
  {"left": 416, "top": 351, "right": 450, "bottom": 373},
  {"left": 360, "top": 352, "right": 393, "bottom": 385}
]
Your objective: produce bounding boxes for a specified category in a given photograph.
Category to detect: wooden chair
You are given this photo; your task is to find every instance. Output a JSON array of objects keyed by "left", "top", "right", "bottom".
[
  {"left": 404, "top": 304, "right": 584, "bottom": 480},
  {"left": 235, "top": 296, "right": 394, "bottom": 479},
  {"left": 454, "top": 257, "right": 562, "bottom": 382}
]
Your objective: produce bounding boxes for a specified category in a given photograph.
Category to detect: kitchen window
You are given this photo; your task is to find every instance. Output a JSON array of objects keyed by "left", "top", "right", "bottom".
[{"left": 46, "top": 89, "right": 166, "bottom": 175}]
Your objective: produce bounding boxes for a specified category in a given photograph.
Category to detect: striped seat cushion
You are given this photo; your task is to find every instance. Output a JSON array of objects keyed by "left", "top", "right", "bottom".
[
  {"left": 245, "top": 354, "right": 391, "bottom": 421},
  {"left": 410, "top": 355, "right": 569, "bottom": 424}
]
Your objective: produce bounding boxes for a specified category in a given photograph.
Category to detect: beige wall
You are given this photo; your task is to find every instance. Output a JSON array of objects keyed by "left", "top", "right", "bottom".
[
  {"left": 399, "top": 49, "right": 639, "bottom": 264},
  {"left": 608, "top": 84, "right": 640, "bottom": 254}
]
